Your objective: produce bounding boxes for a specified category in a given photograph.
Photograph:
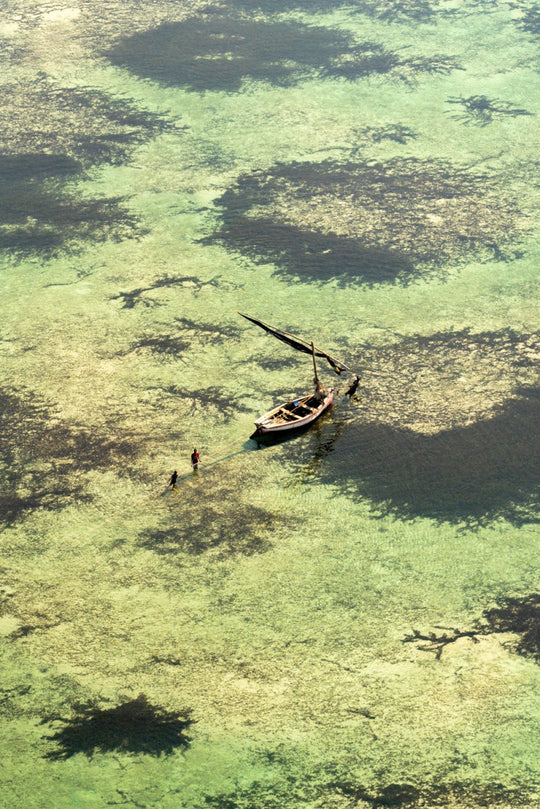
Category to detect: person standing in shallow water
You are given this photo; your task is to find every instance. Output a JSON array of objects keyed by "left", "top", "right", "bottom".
[
  {"left": 191, "top": 448, "right": 200, "bottom": 471},
  {"left": 168, "top": 470, "right": 178, "bottom": 489},
  {"left": 345, "top": 375, "right": 360, "bottom": 398}
]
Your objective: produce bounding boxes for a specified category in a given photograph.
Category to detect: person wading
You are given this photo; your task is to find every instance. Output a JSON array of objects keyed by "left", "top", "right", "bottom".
[{"left": 345, "top": 375, "right": 360, "bottom": 398}]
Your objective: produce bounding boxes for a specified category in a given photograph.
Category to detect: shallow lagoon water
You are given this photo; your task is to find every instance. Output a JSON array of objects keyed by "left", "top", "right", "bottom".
[{"left": 0, "top": 2, "right": 539, "bottom": 807}]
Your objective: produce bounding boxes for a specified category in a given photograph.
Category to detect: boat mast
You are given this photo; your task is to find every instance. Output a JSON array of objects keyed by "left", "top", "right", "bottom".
[{"left": 311, "top": 341, "right": 321, "bottom": 390}]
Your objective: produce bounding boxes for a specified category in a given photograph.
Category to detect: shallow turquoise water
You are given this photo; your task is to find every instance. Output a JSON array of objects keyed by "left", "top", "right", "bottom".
[{"left": 0, "top": 2, "right": 539, "bottom": 807}]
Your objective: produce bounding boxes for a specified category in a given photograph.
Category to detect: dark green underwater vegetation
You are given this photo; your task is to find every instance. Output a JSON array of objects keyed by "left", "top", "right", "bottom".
[
  {"left": 111, "top": 276, "right": 227, "bottom": 309},
  {"left": 105, "top": 15, "right": 460, "bottom": 93},
  {"left": 199, "top": 765, "right": 538, "bottom": 809},
  {"left": 0, "top": 152, "right": 142, "bottom": 256},
  {"left": 0, "top": 76, "right": 177, "bottom": 258},
  {"left": 0, "top": 77, "right": 176, "bottom": 167},
  {"left": 0, "top": 387, "right": 142, "bottom": 525},
  {"left": 291, "top": 331, "right": 539, "bottom": 526},
  {"left": 446, "top": 95, "right": 533, "bottom": 126},
  {"left": 41, "top": 694, "right": 194, "bottom": 759},
  {"left": 298, "top": 388, "right": 538, "bottom": 526},
  {"left": 224, "top": 0, "right": 440, "bottom": 23},
  {"left": 405, "top": 593, "right": 540, "bottom": 662},
  {"left": 204, "top": 159, "right": 525, "bottom": 285}
]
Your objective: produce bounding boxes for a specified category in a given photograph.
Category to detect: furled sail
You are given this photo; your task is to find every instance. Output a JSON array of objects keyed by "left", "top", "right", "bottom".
[{"left": 238, "top": 312, "right": 350, "bottom": 375}]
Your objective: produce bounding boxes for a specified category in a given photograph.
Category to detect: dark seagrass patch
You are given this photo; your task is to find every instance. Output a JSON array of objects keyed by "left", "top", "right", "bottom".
[
  {"left": 105, "top": 15, "right": 459, "bottom": 92},
  {"left": 285, "top": 331, "right": 539, "bottom": 527},
  {"left": 204, "top": 159, "right": 524, "bottom": 285},
  {"left": 42, "top": 694, "right": 194, "bottom": 759},
  {"left": 0, "top": 387, "right": 144, "bottom": 525}
]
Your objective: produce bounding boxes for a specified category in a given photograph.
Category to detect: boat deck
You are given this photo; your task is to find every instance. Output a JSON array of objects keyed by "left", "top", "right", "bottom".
[{"left": 271, "top": 397, "right": 323, "bottom": 423}]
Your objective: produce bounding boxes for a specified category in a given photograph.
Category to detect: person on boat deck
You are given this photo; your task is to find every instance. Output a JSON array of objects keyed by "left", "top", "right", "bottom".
[
  {"left": 169, "top": 470, "right": 178, "bottom": 489},
  {"left": 313, "top": 378, "right": 325, "bottom": 402},
  {"left": 191, "top": 449, "right": 200, "bottom": 470}
]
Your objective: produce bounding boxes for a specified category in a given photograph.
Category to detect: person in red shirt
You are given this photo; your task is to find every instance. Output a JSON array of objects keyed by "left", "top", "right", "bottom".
[{"left": 191, "top": 449, "right": 200, "bottom": 470}]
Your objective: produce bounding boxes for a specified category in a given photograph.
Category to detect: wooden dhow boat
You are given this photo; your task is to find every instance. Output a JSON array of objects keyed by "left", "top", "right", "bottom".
[
  {"left": 239, "top": 312, "right": 353, "bottom": 439},
  {"left": 253, "top": 387, "right": 334, "bottom": 437}
]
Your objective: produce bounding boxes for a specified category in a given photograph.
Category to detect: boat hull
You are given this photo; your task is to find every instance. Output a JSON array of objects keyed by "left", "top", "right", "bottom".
[{"left": 252, "top": 389, "right": 333, "bottom": 437}]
